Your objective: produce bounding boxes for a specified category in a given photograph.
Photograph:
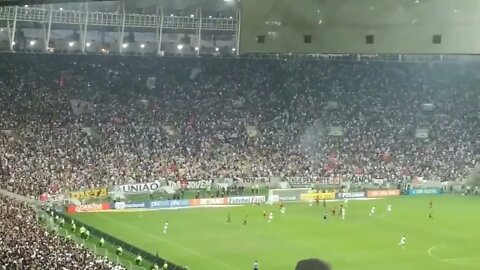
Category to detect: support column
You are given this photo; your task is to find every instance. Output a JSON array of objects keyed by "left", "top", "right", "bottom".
[
  {"left": 118, "top": 2, "right": 126, "bottom": 54},
  {"left": 156, "top": 4, "right": 164, "bottom": 56},
  {"left": 9, "top": 6, "right": 18, "bottom": 52},
  {"left": 80, "top": 2, "right": 88, "bottom": 53},
  {"left": 236, "top": 8, "right": 241, "bottom": 56},
  {"left": 196, "top": 8, "right": 202, "bottom": 56},
  {"left": 45, "top": 5, "right": 53, "bottom": 51}
]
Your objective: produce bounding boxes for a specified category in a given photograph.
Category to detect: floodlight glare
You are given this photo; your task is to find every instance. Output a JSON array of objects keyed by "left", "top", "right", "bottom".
[
  {"left": 194, "top": 46, "right": 199, "bottom": 51},
  {"left": 177, "top": 44, "right": 184, "bottom": 50},
  {"left": 232, "top": 48, "right": 236, "bottom": 52},
  {"left": 140, "top": 44, "right": 145, "bottom": 48},
  {"left": 68, "top": 41, "right": 74, "bottom": 47},
  {"left": 215, "top": 47, "right": 219, "bottom": 52},
  {"left": 122, "top": 43, "right": 128, "bottom": 48},
  {"left": 86, "top": 42, "right": 91, "bottom": 47},
  {"left": 29, "top": 40, "right": 36, "bottom": 46}
]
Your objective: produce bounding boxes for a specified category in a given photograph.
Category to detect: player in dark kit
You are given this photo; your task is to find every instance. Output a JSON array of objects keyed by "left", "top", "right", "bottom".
[
  {"left": 243, "top": 215, "right": 248, "bottom": 225},
  {"left": 429, "top": 200, "right": 433, "bottom": 209},
  {"left": 428, "top": 211, "right": 433, "bottom": 220},
  {"left": 227, "top": 212, "right": 231, "bottom": 224},
  {"left": 323, "top": 199, "right": 326, "bottom": 208},
  {"left": 332, "top": 206, "right": 336, "bottom": 216},
  {"left": 263, "top": 210, "right": 267, "bottom": 219},
  {"left": 323, "top": 211, "right": 328, "bottom": 221},
  {"left": 315, "top": 196, "right": 320, "bottom": 206}
]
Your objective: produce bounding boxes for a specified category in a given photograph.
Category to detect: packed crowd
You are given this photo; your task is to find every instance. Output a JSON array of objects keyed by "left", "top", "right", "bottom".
[
  {"left": 0, "top": 194, "right": 125, "bottom": 269},
  {"left": 0, "top": 54, "right": 478, "bottom": 197}
]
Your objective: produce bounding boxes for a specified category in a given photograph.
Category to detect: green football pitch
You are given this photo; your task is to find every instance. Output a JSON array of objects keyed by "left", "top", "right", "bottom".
[{"left": 72, "top": 195, "right": 480, "bottom": 270}]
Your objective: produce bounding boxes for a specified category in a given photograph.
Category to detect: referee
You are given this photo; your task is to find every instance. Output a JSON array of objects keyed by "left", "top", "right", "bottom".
[{"left": 253, "top": 260, "right": 259, "bottom": 270}]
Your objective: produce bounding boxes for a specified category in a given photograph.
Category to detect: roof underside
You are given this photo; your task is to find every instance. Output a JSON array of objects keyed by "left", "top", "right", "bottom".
[{"left": 43, "top": 0, "right": 237, "bottom": 15}]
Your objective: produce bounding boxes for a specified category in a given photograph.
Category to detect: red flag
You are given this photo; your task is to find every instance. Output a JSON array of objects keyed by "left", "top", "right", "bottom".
[{"left": 354, "top": 166, "right": 364, "bottom": 175}]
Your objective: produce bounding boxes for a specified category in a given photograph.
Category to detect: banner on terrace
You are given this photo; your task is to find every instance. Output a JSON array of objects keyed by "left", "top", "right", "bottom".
[
  {"left": 167, "top": 179, "right": 213, "bottom": 190},
  {"left": 69, "top": 187, "right": 108, "bottom": 200},
  {"left": 112, "top": 181, "right": 164, "bottom": 194},
  {"left": 286, "top": 176, "right": 343, "bottom": 188},
  {"left": 232, "top": 177, "right": 280, "bottom": 188}
]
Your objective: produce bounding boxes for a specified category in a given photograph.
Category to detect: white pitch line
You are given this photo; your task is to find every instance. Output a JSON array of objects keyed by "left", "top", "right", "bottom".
[
  {"left": 427, "top": 245, "right": 445, "bottom": 260},
  {"left": 93, "top": 213, "right": 241, "bottom": 270},
  {"left": 427, "top": 245, "right": 480, "bottom": 264}
]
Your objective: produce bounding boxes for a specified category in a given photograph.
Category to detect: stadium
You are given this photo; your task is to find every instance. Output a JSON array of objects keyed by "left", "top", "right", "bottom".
[{"left": 0, "top": 0, "right": 479, "bottom": 270}]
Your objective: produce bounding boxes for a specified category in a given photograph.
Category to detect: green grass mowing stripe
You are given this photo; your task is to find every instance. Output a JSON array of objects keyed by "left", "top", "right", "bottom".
[{"left": 91, "top": 212, "right": 242, "bottom": 270}]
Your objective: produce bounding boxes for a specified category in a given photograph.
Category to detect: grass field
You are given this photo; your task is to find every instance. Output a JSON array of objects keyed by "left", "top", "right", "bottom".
[{"left": 72, "top": 195, "right": 480, "bottom": 270}]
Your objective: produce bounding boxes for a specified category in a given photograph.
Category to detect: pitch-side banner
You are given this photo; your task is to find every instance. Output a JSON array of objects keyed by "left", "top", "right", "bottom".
[
  {"left": 336, "top": 192, "right": 366, "bottom": 199},
  {"left": 190, "top": 197, "right": 227, "bottom": 206},
  {"left": 67, "top": 203, "right": 110, "bottom": 214},
  {"left": 366, "top": 189, "right": 400, "bottom": 197},
  {"left": 300, "top": 192, "right": 336, "bottom": 201},
  {"left": 167, "top": 179, "right": 213, "bottom": 190},
  {"left": 287, "top": 176, "right": 343, "bottom": 188},
  {"left": 407, "top": 188, "right": 442, "bottom": 195},
  {"left": 233, "top": 177, "right": 280, "bottom": 188},
  {"left": 112, "top": 182, "right": 163, "bottom": 194},
  {"left": 228, "top": 196, "right": 266, "bottom": 205},
  {"left": 70, "top": 187, "right": 108, "bottom": 200}
]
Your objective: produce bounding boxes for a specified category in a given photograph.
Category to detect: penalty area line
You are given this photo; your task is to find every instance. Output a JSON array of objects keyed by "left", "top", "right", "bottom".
[{"left": 93, "top": 213, "right": 242, "bottom": 270}]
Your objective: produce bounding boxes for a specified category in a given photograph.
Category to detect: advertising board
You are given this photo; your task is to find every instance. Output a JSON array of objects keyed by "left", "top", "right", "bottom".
[
  {"left": 228, "top": 196, "right": 266, "bottom": 205},
  {"left": 300, "top": 192, "right": 336, "bottom": 201},
  {"left": 366, "top": 189, "right": 400, "bottom": 197},
  {"left": 67, "top": 203, "right": 110, "bottom": 214},
  {"left": 189, "top": 197, "right": 227, "bottom": 206},
  {"left": 335, "top": 192, "right": 366, "bottom": 199},
  {"left": 112, "top": 202, "right": 147, "bottom": 209},
  {"left": 407, "top": 188, "right": 443, "bottom": 195}
]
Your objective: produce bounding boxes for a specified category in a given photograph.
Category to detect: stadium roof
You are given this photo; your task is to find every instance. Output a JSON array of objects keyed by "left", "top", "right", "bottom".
[{"left": 4, "top": 0, "right": 237, "bottom": 15}]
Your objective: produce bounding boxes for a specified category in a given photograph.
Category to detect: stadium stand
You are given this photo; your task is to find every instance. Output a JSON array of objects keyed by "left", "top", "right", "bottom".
[
  {"left": 0, "top": 54, "right": 478, "bottom": 199},
  {"left": 0, "top": 194, "right": 125, "bottom": 269}
]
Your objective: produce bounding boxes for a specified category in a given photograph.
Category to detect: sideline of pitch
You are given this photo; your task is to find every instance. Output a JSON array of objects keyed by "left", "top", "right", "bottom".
[{"left": 97, "top": 204, "right": 244, "bottom": 213}]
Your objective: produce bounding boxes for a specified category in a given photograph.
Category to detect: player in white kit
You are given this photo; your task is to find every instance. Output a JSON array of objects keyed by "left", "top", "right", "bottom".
[
  {"left": 268, "top": 212, "right": 274, "bottom": 223},
  {"left": 398, "top": 235, "right": 406, "bottom": 249},
  {"left": 386, "top": 204, "right": 392, "bottom": 214},
  {"left": 341, "top": 207, "right": 345, "bottom": 220},
  {"left": 369, "top": 206, "right": 376, "bottom": 216},
  {"left": 163, "top": 221, "right": 169, "bottom": 234},
  {"left": 280, "top": 206, "right": 286, "bottom": 215},
  {"left": 309, "top": 198, "right": 314, "bottom": 207}
]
